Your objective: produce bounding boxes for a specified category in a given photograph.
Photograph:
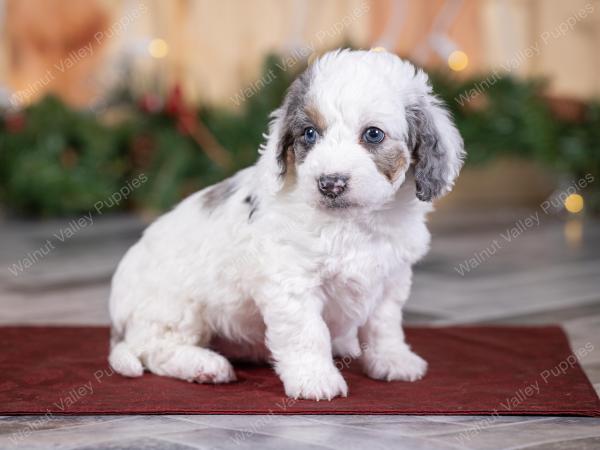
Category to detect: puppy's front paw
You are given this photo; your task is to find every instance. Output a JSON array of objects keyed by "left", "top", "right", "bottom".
[
  {"left": 280, "top": 363, "right": 348, "bottom": 400},
  {"left": 363, "top": 347, "right": 427, "bottom": 382}
]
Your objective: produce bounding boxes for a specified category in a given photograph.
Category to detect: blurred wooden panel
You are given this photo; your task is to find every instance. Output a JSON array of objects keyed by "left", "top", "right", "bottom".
[
  {"left": 1, "top": 0, "right": 598, "bottom": 108},
  {"left": 149, "top": 0, "right": 372, "bottom": 106},
  {"left": 369, "top": 0, "right": 600, "bottom": 98},
  {"left": 4, "top": 0, "right": 112, "bottom": 107},
  {"left": 531, "top": 0, "right": 600, "bottom": 99},
  {"left": 482, "top": 0, "right": 600, "bottom": 99},
  {"left": 368, "top": 0, "right": 484, "bottom": 76},
  {"left": 1, "top": 0, "right": 372, "bottom": 108}
]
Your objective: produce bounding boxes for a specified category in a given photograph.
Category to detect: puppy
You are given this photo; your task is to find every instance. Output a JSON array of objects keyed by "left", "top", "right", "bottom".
[{"left": 108, "top": 49, "right": 464, "bottom": 400}]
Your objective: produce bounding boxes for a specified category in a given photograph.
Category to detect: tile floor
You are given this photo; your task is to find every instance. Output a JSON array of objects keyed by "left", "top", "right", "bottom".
[{"left": 0, "top": 207, "right": 599, "bottom": 449}]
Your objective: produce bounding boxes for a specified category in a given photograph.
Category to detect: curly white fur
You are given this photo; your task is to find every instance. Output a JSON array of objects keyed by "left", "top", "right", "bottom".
[{"left": 108, "top": 49, "right": 464, "bottom": 400}]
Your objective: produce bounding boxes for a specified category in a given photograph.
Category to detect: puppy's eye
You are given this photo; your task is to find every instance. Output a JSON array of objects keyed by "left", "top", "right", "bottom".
[
  {"left": 363, "top": 127, "right": 385, "bottom": 144},
  {"left": 303, "top": 127, "right": 319, "bottom": 145}
]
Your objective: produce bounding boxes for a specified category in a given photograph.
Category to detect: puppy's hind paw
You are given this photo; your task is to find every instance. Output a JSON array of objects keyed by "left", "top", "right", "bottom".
[
  {"left": 189, "top": 351, "right": 237, "bottom": 384},
  {"left": 109, "top": 342, "right": 144, "bottom": 378},
  {"left": 153, "top": 345, "right": 237, "bottom": 384},
  {"left": 363, "top": 347, "right": 427, "bottom": 382}
]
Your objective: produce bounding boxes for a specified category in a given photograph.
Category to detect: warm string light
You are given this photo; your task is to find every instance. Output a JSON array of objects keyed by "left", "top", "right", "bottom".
[
  {"left": 148, "top": 39, "right": 169, "bottom": 59},
  {"left": 448, "top": 50, "right": 468, "bottom": 71},
  {"left": 564, "top": 193, "right": 584, "bottom": 214}
]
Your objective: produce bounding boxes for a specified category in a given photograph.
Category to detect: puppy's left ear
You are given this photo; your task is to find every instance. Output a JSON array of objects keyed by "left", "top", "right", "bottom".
[{"left": 407, "top": 94, "right": 465, "bottom": 202}]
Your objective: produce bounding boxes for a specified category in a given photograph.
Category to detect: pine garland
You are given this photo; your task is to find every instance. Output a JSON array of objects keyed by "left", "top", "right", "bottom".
[{"left": 1, "top": 55, "right": 598, "bottom": 216}]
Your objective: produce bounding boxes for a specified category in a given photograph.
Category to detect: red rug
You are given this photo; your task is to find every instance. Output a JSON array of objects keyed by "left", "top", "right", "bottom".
[{"left": 0, "top": 326, "right": 598, "bottom": 416}]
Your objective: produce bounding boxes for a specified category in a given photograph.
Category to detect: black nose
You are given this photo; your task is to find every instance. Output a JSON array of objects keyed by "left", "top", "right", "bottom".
[{"left": 318, "top": 174, "right": 349, "bottom": 198}]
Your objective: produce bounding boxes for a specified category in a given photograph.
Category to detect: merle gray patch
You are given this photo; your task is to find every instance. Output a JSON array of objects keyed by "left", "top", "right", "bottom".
[
  {"left": 276, "top": 66, "right": 317, "bottom": 177},
  {"left": 406, "top": 102, "right": 450, "bottom": 202},
  {"left": 244, "top": 194, "right": 259, "bottom": 221},
  {"left": 202, "top": 178, "right": 237, "bottom": 211},
  {"left": 361, "top": 136, "right": 407, "bottom": 183}
]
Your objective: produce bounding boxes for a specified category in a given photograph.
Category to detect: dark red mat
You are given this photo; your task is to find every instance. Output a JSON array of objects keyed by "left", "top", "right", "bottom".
[{"left": 0, "top": 326, "right": 598, "bottom": 416}]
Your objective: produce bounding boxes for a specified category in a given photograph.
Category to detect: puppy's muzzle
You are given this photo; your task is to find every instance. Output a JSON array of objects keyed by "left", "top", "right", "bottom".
[{"left": 318, "top": 174, "right": 349, "bottom": 198}]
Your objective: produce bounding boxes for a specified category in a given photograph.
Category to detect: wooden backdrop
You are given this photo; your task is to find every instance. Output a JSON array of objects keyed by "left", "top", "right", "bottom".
[{"left": 1, "top": 0, "right": 599, "bottom": 108}]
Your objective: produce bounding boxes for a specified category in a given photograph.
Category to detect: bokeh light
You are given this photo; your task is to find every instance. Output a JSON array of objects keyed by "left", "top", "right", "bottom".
[
  {"left": 564, "top": 218, "right": 583, "bottom": 248},
  {"left": 448, "top": 50, "right": 469, "bottom": 71},
  {"left": 564, "top": 194, "right": 584, "bottom": 213},
  {"left": 148, "top": 39, "right": 169, "bottom": 59}
]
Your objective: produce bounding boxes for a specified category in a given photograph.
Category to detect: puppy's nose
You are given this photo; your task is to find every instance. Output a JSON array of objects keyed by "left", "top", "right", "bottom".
[{"left": 318, "top": 174, "right": 348, "bottom": 198}]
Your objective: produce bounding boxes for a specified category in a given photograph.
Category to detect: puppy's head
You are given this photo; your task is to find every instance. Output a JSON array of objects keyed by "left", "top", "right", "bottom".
[{"left": 261, "top": 49, "right": 464, "bottom": 210}]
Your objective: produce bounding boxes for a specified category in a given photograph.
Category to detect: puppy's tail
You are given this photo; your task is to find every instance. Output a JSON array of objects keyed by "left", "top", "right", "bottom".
[{"left": 109, "top": 340, "right": 144, "bottom": 378}]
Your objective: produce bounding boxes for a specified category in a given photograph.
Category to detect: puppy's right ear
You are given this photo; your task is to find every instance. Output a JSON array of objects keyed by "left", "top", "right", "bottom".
[
  {"left": 256, "top": 108, "right": 292, "bottom": 195},
  {"left": 274, "top": 109, "right": 295, "bottom": 181},
  {"left": 258, "top": 74, "right": 310, "bottom": 194}
]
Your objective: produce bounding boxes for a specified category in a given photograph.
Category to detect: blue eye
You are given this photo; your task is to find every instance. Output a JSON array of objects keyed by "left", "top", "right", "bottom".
[
  {"left": 363, "top": 127, "right": 385, "bottom": 144},
  {"left": 304, "top": 127, "right": 319, "bottom": 145}
]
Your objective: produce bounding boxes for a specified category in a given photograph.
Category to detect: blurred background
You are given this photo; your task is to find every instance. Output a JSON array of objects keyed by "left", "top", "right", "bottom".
[
  {"left": 0, "top": 0, "right": 599, "bottom": 326},
  {"left": 1, "top": 0, "right": 599, "bottom": 218}
]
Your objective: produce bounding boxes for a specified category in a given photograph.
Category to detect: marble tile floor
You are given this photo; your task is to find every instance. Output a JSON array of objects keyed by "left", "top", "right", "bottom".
[{"left": 0, "top": 209, "right": 599, "bottom": 449}]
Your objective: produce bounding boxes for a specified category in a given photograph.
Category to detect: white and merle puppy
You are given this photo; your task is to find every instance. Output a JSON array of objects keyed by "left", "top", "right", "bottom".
[{"left": 109, "top": 49, "right": 464, "bottom": 400}]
